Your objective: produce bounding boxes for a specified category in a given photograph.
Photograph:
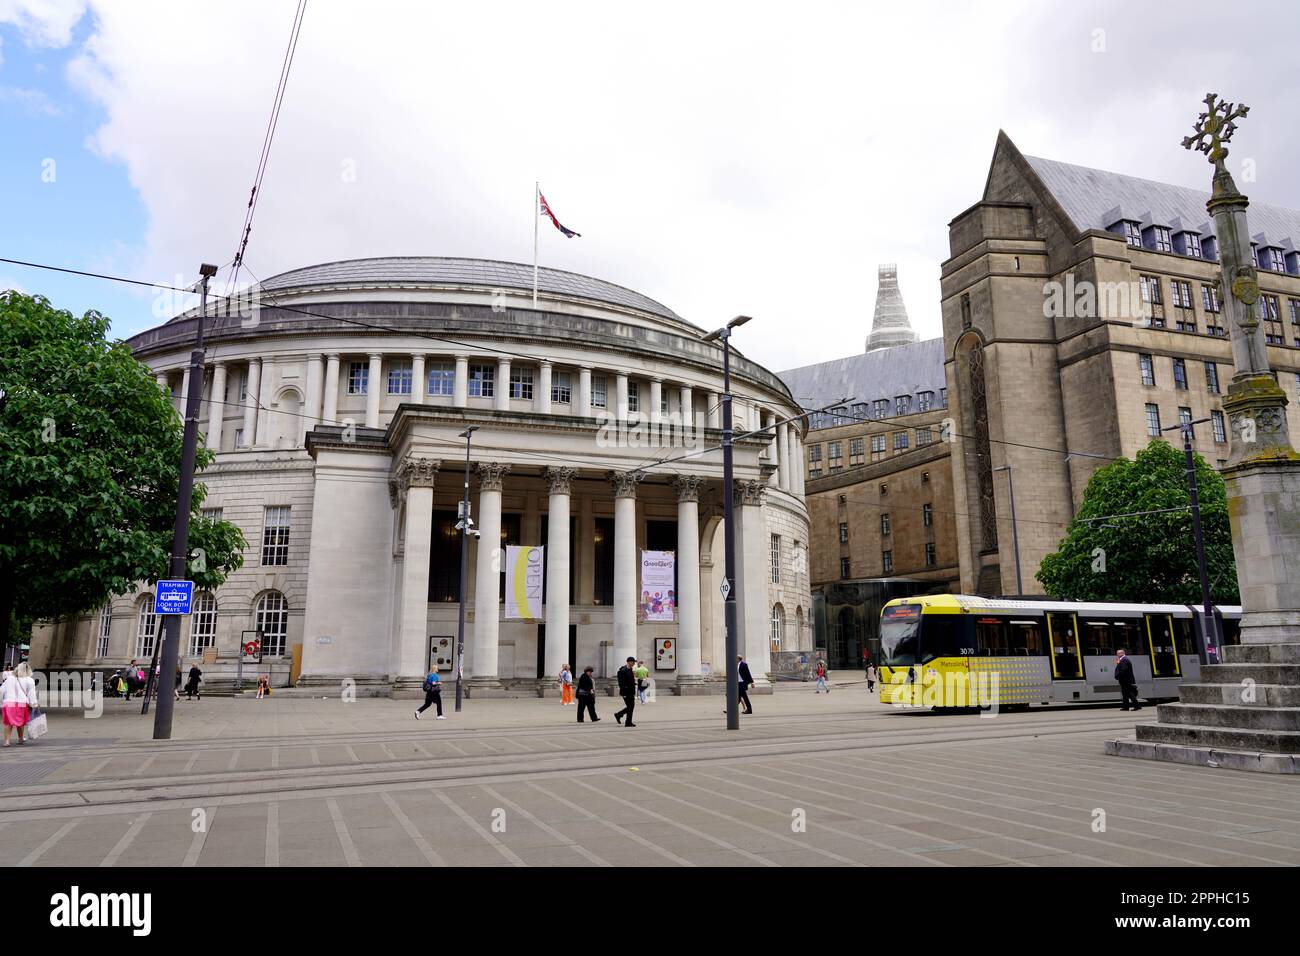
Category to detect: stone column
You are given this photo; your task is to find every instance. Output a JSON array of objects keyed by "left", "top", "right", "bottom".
[
  {"left": 254, "top": 358, "right": 273, "bottom": 447},
  {"left": 323, "top": 353, "right": 340, "bottom": 423},
  {"left": 577, "top": 488, "right": 595, "bottom": 605},
  {"left": 765, "top": 410, "right": 780, "bottom": 486},
  {"left": 496, "top": 358, "right": 512, "bottom": 411},
  {"left": 679, "top": 385, "right": 694, "bottom": 445},
  {"left": 180, "top": 368, "right": 191, "bottom": 413},
  {"left": 365, "top": 353, "right": 382, "bottom": 428},
  {"left": 777, "top": 421, "right": 790, "bottom": 491},
  {"left": 454, "top": 355, "right": 469, "bottom": 407},
  {"left": 616, "top": 372, "right": 629, "bottom": 422},
  {"left": 735, "top": 478, "right": 772, "bottom": 683},
  {"left": 242, "top": 359, "right": 261, "bottom": 448},
  {"left": 206, "top": 362, "right": 228, "bottom": 451},
  {"left": 537, "top": 361, "right": 553, "bottom": 415},
  {"left": 471, "top": 462, "right": 510, "bottom": 686},
  {"left": 155, "top": 372, "right": 168, "bottom": 393},
  {"left": 610, "top": 471, "right": 642, "bottom": 665},
  {"left": 649, "top": 378, "right": 663, "bottom": 429},
  {"left": 394, "top": 457, "right": 439, "bottom": 692},
  {"left": 673, "top": 475, "right": 705, "bottom": 684},
  {"left": 578, "top": 366, "right": 592, "bottom": 417},
  {"left": 544, "top": 467, "right": 576, "bottom": 679},
  {"left": 410, "top": 353, "right": 425, "bottom": 406},
  {"left": 707, "top": 391, "right": 721, "bottom": 430}
]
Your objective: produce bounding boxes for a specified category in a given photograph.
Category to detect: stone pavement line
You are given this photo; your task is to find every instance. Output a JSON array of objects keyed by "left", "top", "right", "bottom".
[
  {"left": 443, "top": 740, "right": 469, "bottom": 756},
  {"left": 479, "top": 785, "right": 612, "bottom": 868},
  {"left": 904, "top": 751, "right": 1300, "bottom": 863},
  {"left": 182, "top": 806, "right": 215, "bottom": 867},
  {"left": 309, "top": 746, "right": 320, "bottom": 766},
  {"left": 525, "top": 781, "right": 697, "bottom": 867},
  {"left": 378, "top": 791, "right": 446, "bottom": 867},
  {"left": 772, "top": 757, "right": 1124, "bottom": 868},
  {"left": 433, "top": 789, "right": 526, "bottom": 867},
  {"left": 344, "top": 744, "right": 360, "bottom": 763},
  {"left": 827, "top": 754, "right": 1241, "bottom": 867},
  {"left": 132, "top": 754, "right": 158, "bottom": 777},
  {"left": 565, "top": 776, "right": 780, "bottom": 868},
  {"left": 100, "top": 812, "right": 151, "bottom": 867},
  {"left": 271, "top": 747, "right": 280, "bottom": 769},
  {"left": 82, "top": 755, "right": 115, "bottom": 778},
  {"left": 612, "top": 772, "right": 864, "bottom": 867},
  {"left": 182, "top": 752, "right": 201, "bottom": 774},
  {"left": 19, "top": 818, "right": 81, "bottom": 867},
  {"left": 325, "top": 797, "right": 362, "bottom": 867},
  {"left": 265, "top": 803, "right": 279, "bottom": 867},
  {"left": 226, "top": 750, "right": 239, "bottom": 771}
]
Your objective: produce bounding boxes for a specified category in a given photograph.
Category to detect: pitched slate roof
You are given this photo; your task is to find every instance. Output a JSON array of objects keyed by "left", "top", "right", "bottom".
[
  {"left": 777, "top": 337, "right": 946, "bottom": 425},
  {"left": 1024, "top": 154, "right": 1300, "bottom": 250}
]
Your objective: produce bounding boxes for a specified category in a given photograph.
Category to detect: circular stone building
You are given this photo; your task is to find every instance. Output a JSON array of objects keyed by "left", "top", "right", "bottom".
[{"left": 33, "top": 257, "right": 812, "bottom": 695}]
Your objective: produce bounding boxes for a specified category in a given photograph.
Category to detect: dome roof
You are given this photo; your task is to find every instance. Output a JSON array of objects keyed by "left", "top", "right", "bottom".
[{"left": 260, "top": 256, "right": 681, "bottom": 321}]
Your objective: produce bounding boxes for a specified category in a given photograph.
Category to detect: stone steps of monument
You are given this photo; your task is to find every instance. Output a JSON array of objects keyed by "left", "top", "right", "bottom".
[
  {"left": 1135, "top": 721, "right": 1300, "bottom": 754},
  {"left": 1177, "top": 681, "right": 1300, "bottom": 707},
  {"left": 1223, "top": 643, "right": 1300, "bottom": 665},
  {"left": 1104, "top": 737, "right": 1300, "bottom": 774},
  {"left": 1156, "top": 701, "right": 1300, "bottom": 731},
  {"left": 1197, "top": 662, "right": 1300, "bottom": 685}
]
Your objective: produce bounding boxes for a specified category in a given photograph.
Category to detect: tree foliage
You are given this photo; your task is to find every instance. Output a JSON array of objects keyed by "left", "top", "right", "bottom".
[
  {"left": 1036, "top": 439, "right": 1238, "bottom": 604},
  {"left": 0, "top": 292, "right": 246, "bottom": 641}
]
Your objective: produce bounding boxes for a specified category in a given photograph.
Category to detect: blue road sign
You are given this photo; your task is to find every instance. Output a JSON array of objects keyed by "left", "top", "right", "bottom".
[{"left": 156, "top": 580, "right": 194, "bottom": 615}]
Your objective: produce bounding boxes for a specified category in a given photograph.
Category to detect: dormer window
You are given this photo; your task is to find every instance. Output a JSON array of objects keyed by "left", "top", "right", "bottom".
[
  {"left": 831, "top": 405, "right": 847, "bottom": 426},
  {"left": 918, "top": 390, "right": 934, "bottom": 411},
  {"left": 895, "top": 395, "right": 912, "bottom": 416},
  {"left": 1202, "top": 235, "right": 1219, "bottom": 261},
  {"left": 1259, "top": 247, "right": 1286, "bottom": 272},
  {"left": 872, "top": 399, "right": 888, "bottom": 419},
  {"left": 1110, "top": 220, "right": 1142, "bottom": 248},
  {"left": 1175, "top": 231, "right": 1202, "bottom": 258},
  {"left": 1287, "top": 251, "right": 1300, "bottom": 276},
  {"left": 1143, "top": 225, "right": 1173, "bottom": 253}
]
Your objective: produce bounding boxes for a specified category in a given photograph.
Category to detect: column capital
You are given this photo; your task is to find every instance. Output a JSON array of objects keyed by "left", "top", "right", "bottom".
[
  {"left": 368, "top": 351, "right": 383, "bottom": 361},
  {"left": 734, "top": 478, "right": 767, "bottom": 506},
  {"left": 476, "top": 461, "right": 511, "bottom": 492},
  {"left": 608, "top": 470, "right": 643, "bottom": 499},
  {"left": 545, "top": 466, "right": 577, "bottom": 495},
  {"left": 671, "top": 474, "right": 705, "bottom": 502},
  {"left": 538, "top": 358, "right": 553, "bottom": 369},
  {"left": 390, "top": 456, "right": 440, "bottom": 503},
  {"left": 325, "top": 352, "right": 340, "bottom": 361}
]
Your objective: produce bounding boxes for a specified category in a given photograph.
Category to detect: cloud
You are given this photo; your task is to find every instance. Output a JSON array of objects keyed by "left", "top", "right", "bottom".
[
  {"left": 0, "top": 0, "right": 86, "bottom": 48},
  {"left": 0, "top": 83, "right": 56, "bottom": 112},
  {"left": 2, "top": 276, "right": 29, "bottom": 293}
]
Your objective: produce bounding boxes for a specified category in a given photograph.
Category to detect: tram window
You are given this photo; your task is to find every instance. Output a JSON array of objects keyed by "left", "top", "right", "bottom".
[
  {"left": 1171, "top": 617, "right": 1197, "bottom": 655},
  {"left": 975, "top": 617, "right": 1008, "bottom": 656},
  {"left": 1113, "top": 618, "right": 1144, "bottom": 656},
  {"left": 1083, "top": 620, "right": 1114, "bottom": 656},
  {"left": 920, "top": 614, "right": 966, "bottom": 661},
  {"left": 1007, "top": 619, "right": 1045, "bottom": 655},
  {"left": 1221, "top": 617, "right": 1241, "bottom": 646}
]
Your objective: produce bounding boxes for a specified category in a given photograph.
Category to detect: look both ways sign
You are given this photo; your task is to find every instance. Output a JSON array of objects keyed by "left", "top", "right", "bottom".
[{"left": 155, "top": 580, "right": 194, "bottom": 615}]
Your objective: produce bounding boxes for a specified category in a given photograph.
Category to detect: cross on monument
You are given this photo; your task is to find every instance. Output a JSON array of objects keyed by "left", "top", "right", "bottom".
[{"left": 1181, "top": 92, "right": 1250, "bottom": 174}]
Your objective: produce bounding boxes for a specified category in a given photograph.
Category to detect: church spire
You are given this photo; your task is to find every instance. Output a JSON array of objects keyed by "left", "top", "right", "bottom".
[{"left": 865, "top": 263, "right": 918, "bottom": 352}]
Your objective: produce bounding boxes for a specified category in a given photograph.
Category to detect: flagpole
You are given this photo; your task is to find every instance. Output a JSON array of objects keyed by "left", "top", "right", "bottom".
[{"left": 533, "top": 181, "right": 539, "bottom": 309}]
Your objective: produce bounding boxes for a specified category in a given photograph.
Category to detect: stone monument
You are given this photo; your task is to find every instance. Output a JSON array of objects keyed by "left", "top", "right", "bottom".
[{"left": 1107, "top": 94, "right": 1300, "bottom": 772}]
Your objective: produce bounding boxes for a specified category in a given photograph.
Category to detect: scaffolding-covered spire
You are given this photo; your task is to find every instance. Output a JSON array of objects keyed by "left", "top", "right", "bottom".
[{"left": 865, "top": 264, "right": 918, "bottom": 352}]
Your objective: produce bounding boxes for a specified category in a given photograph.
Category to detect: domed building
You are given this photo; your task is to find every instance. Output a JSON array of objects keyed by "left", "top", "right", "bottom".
[{"left": 33, "top": 257, "right": 812, "bottom": 694}]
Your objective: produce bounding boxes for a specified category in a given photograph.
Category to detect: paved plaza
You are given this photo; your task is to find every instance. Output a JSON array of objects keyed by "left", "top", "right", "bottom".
[{"left": 2, "top": 677, "right": 1298, "bottom": 867}]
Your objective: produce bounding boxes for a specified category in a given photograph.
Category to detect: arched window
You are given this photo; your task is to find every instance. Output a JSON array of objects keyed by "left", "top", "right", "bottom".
[
  {"left": 96, "top": 604, "right": 113, "bottom": 658},
  {"left": 255, "top": 591, "right": 289, "bottom": 657},
  {"left": 190, "top": 592, "right": 218, "bottom": 657},
  {"left": 770, "top": 603, "right": 785, "bottom": 650},
  {"left": 136, "top": 595, "right": 158, "bottom": 658}
]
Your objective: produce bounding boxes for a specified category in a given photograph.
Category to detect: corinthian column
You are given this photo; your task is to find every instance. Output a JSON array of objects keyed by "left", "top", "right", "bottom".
[
  {"left": 394, "top": 457, "right": 439, "bottom": 692},
  {"left": 471, "top": 462, "right": 510, "bottom": 687},
  {"left": 672, "top": 475, "right": 705, "bottom": 685},
  {"left": 206, "top": 362, "right": 228, "bottom": 451},
  {"left": 734, "top": 478, "right": 771, "bottom": 684},
  {"left": 544, "top": 467, "right": 576, "bottom": 679},
  {"left": 609, "top": 470, "right": 642, "bottom": 665}
]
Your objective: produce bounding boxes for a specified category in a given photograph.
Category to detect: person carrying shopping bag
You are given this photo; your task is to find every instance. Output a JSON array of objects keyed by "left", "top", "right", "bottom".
[{"left": 1, "top": 662, "right": 40, "bottom": 747}]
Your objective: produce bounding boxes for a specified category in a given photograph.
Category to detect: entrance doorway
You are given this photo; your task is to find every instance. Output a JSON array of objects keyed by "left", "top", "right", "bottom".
[{"left": 536, "top": 623, "right": 578, "bottom": 679}]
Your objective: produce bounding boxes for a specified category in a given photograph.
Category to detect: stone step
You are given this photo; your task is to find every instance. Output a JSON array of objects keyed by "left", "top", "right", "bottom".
[
  {"left": 1178, "top": 682, "right": 1300, "bottom": 707},
  {"left": 1156, "top": 701, "right": 1300, "bottom": 731},
  {"left": 1223, "top": 643, "right": 1300, "bottom": 665},
  {"left": 1198, "top": 662, "right": 1300, "bottom": 685},
  {"left": 1105, "top": 737, "right": 1300, "bottom": 774},
  {"left": 1135, "top": 722, "right": 1300, "bottom": 753}
]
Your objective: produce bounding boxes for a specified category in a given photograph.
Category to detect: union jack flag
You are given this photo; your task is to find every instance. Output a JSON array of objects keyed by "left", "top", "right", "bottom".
[{"left": 539, "top": 191, "right": 581, "bottom": 238}]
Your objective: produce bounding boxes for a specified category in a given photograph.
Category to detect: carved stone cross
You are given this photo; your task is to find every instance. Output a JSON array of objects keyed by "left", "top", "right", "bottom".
[{"left": 1181, "top": 92, "right": 1249, "bottom": 173}]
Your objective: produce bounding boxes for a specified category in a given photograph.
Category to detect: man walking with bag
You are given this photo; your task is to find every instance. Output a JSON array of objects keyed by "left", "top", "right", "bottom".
[
  {"left": 414, "top": 670, "right": 445, "bottom": 719},
  {"left": 576, "top": 666, "right": 600, "bottom": 723},
  {"left": 614, "top": 656, "right": 638, "bottom": 727},
  {"left": 1114, "top": 649, "right": 1142, "bottom": 712}
]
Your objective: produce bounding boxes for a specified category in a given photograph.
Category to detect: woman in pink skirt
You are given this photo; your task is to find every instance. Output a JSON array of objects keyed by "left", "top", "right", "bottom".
[{"left": 2, "top": 662, "right": 39, "bottom": 747}]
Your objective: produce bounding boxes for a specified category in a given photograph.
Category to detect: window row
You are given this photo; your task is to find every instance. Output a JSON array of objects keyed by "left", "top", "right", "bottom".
[
  {"left": 98, "top": 591, "right": 290, "bottom": 659},
  {"left": 1138, "top": 354, "right": 1222, "bottom": 394},
  {"left": 1144, "top": 403, "right": 1226, "bottom": 443},
  {"left": 813, "top": 389, "right": 948, "bottom": 429}
]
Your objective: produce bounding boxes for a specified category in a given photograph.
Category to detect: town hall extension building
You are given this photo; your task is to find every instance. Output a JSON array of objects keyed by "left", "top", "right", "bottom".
[{"left": 32, "top": 258, "right": 812, "bottom": 693}]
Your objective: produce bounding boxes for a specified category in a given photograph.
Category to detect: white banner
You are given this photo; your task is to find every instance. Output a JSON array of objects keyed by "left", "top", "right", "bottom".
[
  {"left": 505, "top": 545, "right": 545, "bottom": 621},
  {"left": 641, "top": 550, "right": 675, "bottom": 622}
]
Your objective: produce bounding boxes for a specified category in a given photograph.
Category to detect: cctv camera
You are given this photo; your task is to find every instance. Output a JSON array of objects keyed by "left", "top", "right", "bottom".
[{"left": 470, "top": 529, "right": 481, "bottom": 539}]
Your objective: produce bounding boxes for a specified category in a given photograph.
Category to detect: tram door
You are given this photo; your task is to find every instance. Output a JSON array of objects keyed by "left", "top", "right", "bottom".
[
  {"left": 1047, "top": 612, "right": 1083, "bottom": 678},
  {"left": 1144, "top": 614, "right": 1181, "bottom": 678}
]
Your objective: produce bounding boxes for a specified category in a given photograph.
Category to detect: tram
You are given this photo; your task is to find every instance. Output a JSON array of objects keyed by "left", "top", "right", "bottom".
[{"left": 877, "top": 594, "right": 1241, "bottom": 709}]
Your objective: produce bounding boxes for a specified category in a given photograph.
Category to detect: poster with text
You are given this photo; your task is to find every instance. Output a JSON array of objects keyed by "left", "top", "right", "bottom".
[
  {"left": 640, "top": 550, "right": 676, "bottom": 622},
  {"left": 506, "top": 545, "right": 545, "bottom": 620}
]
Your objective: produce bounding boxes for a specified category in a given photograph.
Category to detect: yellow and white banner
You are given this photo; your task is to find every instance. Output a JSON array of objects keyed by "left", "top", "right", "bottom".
[{"left": 506, "top": 545, "right": 545, "bottom": 621}]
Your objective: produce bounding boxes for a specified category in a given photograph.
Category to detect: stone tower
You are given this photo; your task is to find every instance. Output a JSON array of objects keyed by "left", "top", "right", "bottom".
[{"left": 865, "top": 264, "right": 919, "bottom": 352}]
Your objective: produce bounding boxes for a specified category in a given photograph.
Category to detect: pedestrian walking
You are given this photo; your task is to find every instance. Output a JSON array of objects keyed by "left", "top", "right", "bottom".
[
  {"left": 174, "top": 665, "right": 183, "bottom": 701},
  {"left": 185, "top": 665, "right": 203, "bottom": 700},
  {"left": 576, "top": 666, "right": 600, "bottom": 723},
  {"left": 814, "top": 659, "right": 830, "bottom": 693},
  {"left": 614, "top": 656, "right": 638, "bottom": 727},
  {"left": 737, "top": 655, "right": 754, "bottom": 714},
  {"left": 1114, "top": 649, "right": 1142, "bottom": 711},
  {"left": 1, "top": 662, "right": 39, "bottom": 747},
  {"left": 634, "top": 659, "right": 650, "bottom": 703},
  {"left": 866, "top": 663, "right": 877, "bottom": 693},
  {"left": 414, "top": 670, "right": 445, "bottom": 719},
  {"left": 559, "top": 664, "right": 574, "bottom": 705}
]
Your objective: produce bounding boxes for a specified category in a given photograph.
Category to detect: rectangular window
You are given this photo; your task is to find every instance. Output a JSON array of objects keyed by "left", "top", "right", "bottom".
[
  {"left": 1173, "top": 358, "right": 1188, "bottom": 390},
  {"left": 261, "top": 506, "right": 291, "bottom": 566},
  {"left": 882, "top": 550, "right": 893, "bottom": 573},
  {"left": 840, "top": 557, "right": 851, "bottom": 579},
  {"left": 97, "top": 605, "right": 112, "bottom": 658},
  {"left": 838, "top": 522, "right": 848, "bottom": 543},
  {"left": 234, "top": 427, "right": 245, "bottom": 448},
  {"left": 1205, "top": 362, "right": 1219, "bottom": 394},
  {"left": 387, "top": 362, "right": 413, "bottom": 395},
  {"left": 201, "top": 507, "right": 223, "bottom": 522},
  {"left": 1183, "top": 232, "right": 1202, "bottom": 258},
  {"left": 918, "top": 391, "right": 934, "bottom": 411},
  {"left": 1123, "top": 221, "right": 1141, "bottom": 247},
  {"left": 1145, "top": 403, "right": 1161, "bottom": 437},
  {"left": 591, "top": 374, "right": 607, "bottom": 409},
  {"left": 1212, "top": 409, "right": 1226, "bottom": 443},
  {"left": 1139, "top": 275, "right": 1162, "bottom": 304},
  {"left": 1290, "top": 299, "right": 1300, "bottom": 325},
  {"left": 1179, "top": 406, "right": 1193, "bottom": 434},
  {"left": 1139, "top": 353, "right": 1155, "bottom": 387},
  {"left": 871, "top": 434, "right": 886, "bottom": 460},
  {"left": 895, "top": 395, "right": 912, "bottom": 415},
  {"left": 872, "top": 399, "right": 888, "bottom": 418},
  {"left": 189, "top": 593, "right": 217, "bottom": 657},
  {"left": 427, "top": 362, "right": 455, "bottom": 396},
  {"left": 849, "top": 437, "right": 865, "bottom": 466},
  {"left": 893, "top": 431, "right": 908, "bottom": 451},
  {"left": 925, "top": 542, "right": 936, "bottom": 567},
  {"left": 347, "top": 362, "right": 368, "bottom": 395},
  {"left": 881, "top": 513, "right": 891, "bottom": 536},
  {"left": 770, "top": 534, "right": 781, "bottom": 584},
  {"left": 468, "top": 364, "right": 495, "bottom": 398},
  {"left": 626, "top": 381, "right": 640, "bottom": 413},
  {"left": 1201, "top": 284, "right": 1220, "bottom": 313},
  {"left": 1152, "top": 226, "right": 1172, "bottom": 252},
  {"left": 552, "top": 371, "right": 572, "bottom": 404},
  {"left": 808, "top": 444, "right": 823, "bottom": 463},
  {"left": 916, "top": 428, "right": 933, "bottom": 446},
  {"left": 510, "top": 367, "right": 534, "bottom": 400},
  {"left": 239, "top": 374, "right": 248, "bottom": 401},
  {"left": 923, "top": 503, "right": 933, "bottom": 528}
]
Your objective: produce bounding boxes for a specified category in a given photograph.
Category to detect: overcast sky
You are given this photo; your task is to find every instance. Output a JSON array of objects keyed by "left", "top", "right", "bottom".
[{"left": 3, "top": 0, "right": 1298, "bottom": 372}]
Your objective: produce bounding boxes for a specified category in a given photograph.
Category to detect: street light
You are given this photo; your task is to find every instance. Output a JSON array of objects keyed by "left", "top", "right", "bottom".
[
  {"left": 454, "top": 425, "right": 479, "bottom": 712},
  {"left": 701, "top": 314, "right": 750, "bottom": 731},
  {"left": 1162, "top": 417, "right": 1219, "bottom": 663},
  {"left": 992, "top": 465, "right": 1023, "bottom": 597}
]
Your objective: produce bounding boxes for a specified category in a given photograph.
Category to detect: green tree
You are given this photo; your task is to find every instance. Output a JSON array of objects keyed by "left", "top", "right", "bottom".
[
  {"left": 0, "top": 291, "right": 246, "bottom": 645},
  {"left": 1037, "top": 439, "right": 1238, "bottom": 604}
]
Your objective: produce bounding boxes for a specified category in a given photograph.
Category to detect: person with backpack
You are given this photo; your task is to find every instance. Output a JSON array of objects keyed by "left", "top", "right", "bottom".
[
  {"left": 575, "top": 666, "right": 600, "bottom": 723},
  {"left": 634, "top": 659, "right": 651, "bottom": 703},
  {"left": 814, "top": 659, "right": 830, "bottom": 693},
  {"left": 415, "top": 670, "right": 445, "bottom": 719}
]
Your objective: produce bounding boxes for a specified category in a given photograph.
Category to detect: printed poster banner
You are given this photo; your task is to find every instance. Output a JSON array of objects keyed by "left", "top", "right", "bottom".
[
  {"left": 641, "top": 549, "right": 676, "bottom": 622},
  {"left": 506, "top": 545, "right": 545, "bottom": 621}
]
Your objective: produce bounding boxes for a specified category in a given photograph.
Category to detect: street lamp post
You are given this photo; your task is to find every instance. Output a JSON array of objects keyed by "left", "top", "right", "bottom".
[
  {"left": 702, "top": 315, "right": 750, "bottom": 731},
  {"left": 992, "top": 465, "right": 1023, "bottom": 597},
  {"left": 455, "top": 425, "right": 479, "bottom": 712},
  {"left": 1163, "top": 418, "right": 1219, "bottom": 663},
  {"left": 152, "top": 263, "right": 218, "bottom": 740}
]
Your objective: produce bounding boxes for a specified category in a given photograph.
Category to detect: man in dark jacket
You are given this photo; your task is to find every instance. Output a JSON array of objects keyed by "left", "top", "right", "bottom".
[
  {"left": 614, "top": 656, "right": 638, "bottom": 727},
  {"left": 1114, "top": 649, "right": 1142, "bottom": 711},
  {"left": 576, "top": 666, "right": 600, "bottom": 723},
  {"left": 737, "top": 655, "right": 754, "bottom": 714}
]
